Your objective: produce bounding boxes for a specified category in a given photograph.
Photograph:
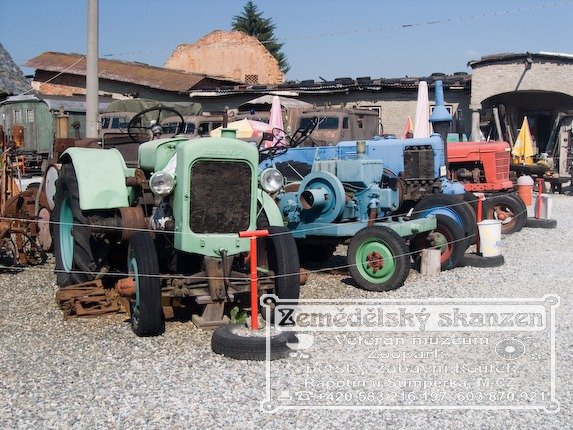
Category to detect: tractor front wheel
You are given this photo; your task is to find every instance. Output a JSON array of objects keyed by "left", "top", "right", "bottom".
[
  {"left": 483, "top": 193, "right": 527, "bottom": 234},
  {"left": 347, "top": 226, "right": 411, "bottom": 291},
  {"left": 128, "top": 231, "right": 164, "bottom": 337}
]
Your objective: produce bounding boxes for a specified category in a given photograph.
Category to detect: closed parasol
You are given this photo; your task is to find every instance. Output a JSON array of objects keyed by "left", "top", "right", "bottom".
[
  {"left": 413, "top": 81, "right": 432, "bottom": 138},
  {"left": 512, "top": 116, "right": 536, "bottom": 165},
  {"left": 263, "top": 95, "right": 285, "bottom": 148}
]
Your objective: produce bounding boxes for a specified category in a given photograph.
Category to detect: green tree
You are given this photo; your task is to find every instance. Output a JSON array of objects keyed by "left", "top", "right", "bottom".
[{"left": 231, "top": 1, "right": 290, "bottom": 74}]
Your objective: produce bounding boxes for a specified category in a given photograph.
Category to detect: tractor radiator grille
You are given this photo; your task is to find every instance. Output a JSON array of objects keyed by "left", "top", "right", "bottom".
[
  {"left": 189, "top": 160, "right": 252, "bottom": 234},
  {"left": 495, "top": 152, "right": 510, "bottom": 180},
  {"left": 403, "top": 145, "right": 435, "bottom": 180}
]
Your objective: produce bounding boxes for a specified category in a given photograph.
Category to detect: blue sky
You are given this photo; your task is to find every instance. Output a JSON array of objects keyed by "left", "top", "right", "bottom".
[{"left": 2, "top": 0, "right": 571, "bottom": 81}]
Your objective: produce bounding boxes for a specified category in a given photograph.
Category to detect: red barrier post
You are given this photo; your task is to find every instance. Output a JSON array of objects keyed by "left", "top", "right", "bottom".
[
  {"left": 475, "top": 193, "right": 485, "bottom": 254},
  {"left": 239, "top": 229, "right": 269, "bottom": 331},
  {"left": 536, "top": 178, "right": 544, "bottom": 219}
]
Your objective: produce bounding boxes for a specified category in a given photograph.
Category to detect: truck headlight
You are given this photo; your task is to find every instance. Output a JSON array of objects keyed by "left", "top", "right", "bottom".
[
  {"left": 149, "top": 171, "right": 176, "bottom": 195},
  {"left": 259, "top": 168, "right": 284, "bottom": 193}
]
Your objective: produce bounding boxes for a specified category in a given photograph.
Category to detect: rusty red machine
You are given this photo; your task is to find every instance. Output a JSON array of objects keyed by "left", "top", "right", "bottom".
[
  {"left": 0, "top": 126, "right": 49, "bottom": 267},
  {"left": 447, "top": 139, "right": 528, "bottom": 234}
]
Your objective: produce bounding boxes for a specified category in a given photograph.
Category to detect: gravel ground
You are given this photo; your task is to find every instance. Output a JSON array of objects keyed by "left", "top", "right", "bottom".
[{"left": 0, "top": 195, "right": 571, "bottom": 429}]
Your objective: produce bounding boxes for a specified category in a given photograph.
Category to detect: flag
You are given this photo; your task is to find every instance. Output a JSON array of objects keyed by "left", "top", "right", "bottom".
[{"left": 512, "top": 116, "right": 535, "bottom": 165}]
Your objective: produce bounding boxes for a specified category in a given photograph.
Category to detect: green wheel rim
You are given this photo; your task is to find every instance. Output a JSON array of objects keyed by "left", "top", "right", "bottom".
[
  {"left": 59, "top": 196, "right": 74, "bottom": 272},
  {"left": 355, "top": 239, "right": 396, "bottom": 283}
]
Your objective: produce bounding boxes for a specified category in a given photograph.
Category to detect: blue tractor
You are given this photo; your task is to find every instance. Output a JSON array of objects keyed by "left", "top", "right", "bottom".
[
  {"left": 259, "top": 83, "right": 476, "bottom": 281},
  {"left": 259, "top": 138, "right": 469, "bottom": 292}
]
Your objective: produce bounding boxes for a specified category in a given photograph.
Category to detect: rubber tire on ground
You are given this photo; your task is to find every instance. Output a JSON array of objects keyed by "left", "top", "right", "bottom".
[
  {"left": 297, "top": 242, "right": 337, "bottom": 264},
  {"left": 483, "top": 193, "right": 527, "bottom": 234},
  {"left": 461, "top": 253, "right": 505, "bottom": 268},
  {"left": 53, "top": 163, "right": 98, "bottom": 286},
  {"left": 128, "top": 231, "right": 165, "bottom": 337},
  {"left": 347, "top": 226, "right": 411, "bottom": 292},
  {"left": 411, "top": 194, "right": 476, "bottom": 248},
  {"left": 525, "top": 218, "right": 557, "bottom": 229},
  {"left": 410, "top": 214, "right": 466, "bottom": 271},
  {"left": 211, "top": 324, "right": 298, "bottom": 361}
]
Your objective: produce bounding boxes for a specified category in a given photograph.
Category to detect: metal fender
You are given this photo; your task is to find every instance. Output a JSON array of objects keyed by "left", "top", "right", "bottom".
[
  {"left": 60, "top": 147, "right": 129, "bottom": 210},
  {"left": 257, "top": 189, "right": 284, "bottom": 227}
]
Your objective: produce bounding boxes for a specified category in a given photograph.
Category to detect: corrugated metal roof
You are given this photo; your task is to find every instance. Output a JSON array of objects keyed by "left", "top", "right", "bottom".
[
  {"left": 25, "top": 52, "right": 236, "bottom": 92},
  {"left": 468, "top": 52, "right": 573, "bottom": 68},
  {"left": 0, "top": 43, "right": 32, "bottom": 95},
  {"left": 0, "top": 94, "right": 110, "bottom": 112}
]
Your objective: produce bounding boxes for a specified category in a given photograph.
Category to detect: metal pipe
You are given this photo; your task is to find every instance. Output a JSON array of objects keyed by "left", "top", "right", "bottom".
[{"left": 86, "top": 0, "right": 99, "bottom": 139}]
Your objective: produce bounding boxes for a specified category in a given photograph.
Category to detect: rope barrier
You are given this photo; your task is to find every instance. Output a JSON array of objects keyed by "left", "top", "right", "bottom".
[{"left": 0, "top": 195, "right": 488, "bottom": 280}]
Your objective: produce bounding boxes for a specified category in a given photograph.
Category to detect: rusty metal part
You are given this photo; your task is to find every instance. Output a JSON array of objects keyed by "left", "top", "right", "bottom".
[
  {"left": 118, "top": 206, "right": 146, "bottom": 241},
  {"left": 299, "top": 268, "right": 309, "bottom": 285},
  {"left": 0, "top": 221, "right": 9, "bottom": 240},
  {"left": 56, "top": 279, "right": 127, "bottom": 318},
  {"left": 115, "top": 277, "right": 136, "bottom": 296},
  {"left": 367, "top": 207, "right": 377, "bottom": 227},
  {"left": 204, "top": 257, "right": 226, "bottom": 300},
  {"left": 366, "top": 251, "right": 384, "bottom": 272},
  {"left": 37, "top": 207, "right": 52, "bottom": 251}
]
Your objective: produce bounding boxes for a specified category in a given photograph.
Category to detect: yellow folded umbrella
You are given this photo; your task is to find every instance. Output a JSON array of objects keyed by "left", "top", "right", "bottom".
[{"left": 512, "top": 116, "right": 535, "bottom": 165}]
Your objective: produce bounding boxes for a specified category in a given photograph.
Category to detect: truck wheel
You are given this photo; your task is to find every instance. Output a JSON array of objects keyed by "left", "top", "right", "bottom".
[
  {"left": 53, "top": 164, "right": 98, "bottom": 286},
  {"left": 128, "top": 231, "right": 164, "bottom": 337},
  {"left": 347, "top": 226, "right": 411, "bottom": 291},
  {"left": 411, "top": 194, "right": 476, "bottom": 248},
  {"left": 483, "top": 194, "right": 527, "bottom": 234},
  {"left": 410, "top": 214, "right": 465, "bottom": 271}
]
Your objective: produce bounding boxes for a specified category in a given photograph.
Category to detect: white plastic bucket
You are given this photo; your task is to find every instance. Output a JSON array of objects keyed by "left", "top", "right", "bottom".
[
  {"left": 533, "top": 194, "right": 553, "bottom": 219},
  {"left": 478, "top": 219, "right": 502, "bottom": 257}
]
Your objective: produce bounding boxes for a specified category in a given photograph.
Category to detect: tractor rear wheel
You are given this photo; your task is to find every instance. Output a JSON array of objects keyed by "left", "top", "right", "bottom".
[
  {"left": 347, "top": 226, "right": 411, "bottom": 291},
  {"left": 53, "top": 164, "right": 100, "bottom": 286},
  {"left": 411, "top": 194, "right": 476, "bottom": 248},
  {"left": 483, "top": 193, "right": 527, "bottom": 234}
]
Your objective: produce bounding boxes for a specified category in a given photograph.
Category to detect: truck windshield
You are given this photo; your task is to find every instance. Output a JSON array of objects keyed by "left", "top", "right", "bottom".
[{"left": 300, "top": 116, "right": 339, "bottom": 130}]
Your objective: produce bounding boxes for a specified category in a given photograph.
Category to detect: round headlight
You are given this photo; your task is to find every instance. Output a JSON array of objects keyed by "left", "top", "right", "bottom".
[
  {"left": 259, "top": 168, "right": 284, "bottom": 193},
  {"left": 149, "top": 171, "right": 176, "bottom": 195}
]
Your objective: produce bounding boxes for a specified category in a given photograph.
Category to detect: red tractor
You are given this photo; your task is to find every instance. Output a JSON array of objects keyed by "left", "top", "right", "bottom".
[{"left": 447, "top": 139, "right": 527, "bottom": 234}]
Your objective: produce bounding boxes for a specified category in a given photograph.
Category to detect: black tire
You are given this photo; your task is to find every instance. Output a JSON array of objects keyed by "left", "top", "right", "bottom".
[
  {"left": 411, "top": 194, "right": 476, "bottom": 248},
  {"left": 410, "top": 214, "right": 466, "bottom": 271},
  {"left": 211, "top": 324, "right": 297, "bottom": 361},
  {"left": 265, "top": 226, "right": 300, "bottom": 301},
  {"left": 525, "top": 218, "right": 557, "bottom": 229},
  {"left": 128, "top": 231, "right": 164, "bottom": 337},
  {"left": 347, "top": 226, "right": 411, "bottom": 291},
  {"left": 461, "top": 253, "right": 505, "bottom": 268},
  {"left": 461, "top": 191, "right": 478, "bottom": 213},
  {"left": 483, "top": 193, "right": 527, "bottom": 234},
  {"left": 53, "top": 164, "right": 98, "bottom": 286},
  {"left": 297, "top": 242, "right": 337, "bottom": 264}
]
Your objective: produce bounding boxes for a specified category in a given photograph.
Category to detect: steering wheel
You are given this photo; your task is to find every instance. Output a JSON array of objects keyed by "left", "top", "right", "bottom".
[
  {"left": 127, "top": 107, "right": 185, "bottom": 143},
  {"left": 288, "top": 117, "right": 318, "bottom": 147},
  {"left": 258, "top": 127, "right": 288, "bottom": 162}
]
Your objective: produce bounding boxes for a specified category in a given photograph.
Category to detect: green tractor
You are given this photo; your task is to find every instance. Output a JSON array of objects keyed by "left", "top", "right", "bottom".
[{"left": 52, "top": 121, "right": 300, "bottom": 337}]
